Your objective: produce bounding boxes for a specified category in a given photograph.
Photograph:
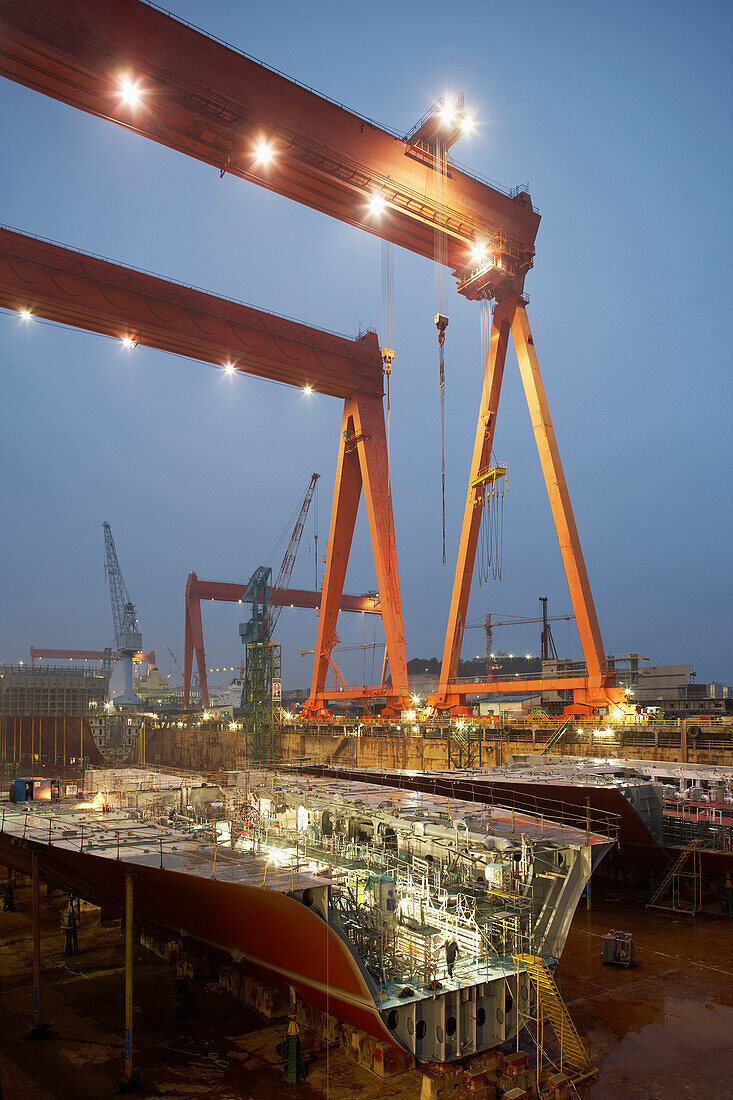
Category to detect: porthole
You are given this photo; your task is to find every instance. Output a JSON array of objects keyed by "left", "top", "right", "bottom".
[
  {"left": 496, "top": 1008, "right": 504, "bottom": 1024},
  {"left": 446, "top": 1016, "right": 456, "bottom": 1036},
  {"left": 505, "top": 991, "right": 513, "bottom": 1012},
  {"left": 386, "top": 1009, "right": 398, "bottom": 1031},
  {"left": 302, "top": 889, "right": 313, "bottom": 908},
  {"left": 520, "top": 985, "right": 528, "bottom": 1001},
  {"left": 416, "top": 1020, "right": 426, "bottom": 1041},
  {"left": 436, "top": 1025, "right": 444, "bottom": 1043},
  {"left": 476, "top": 1007, "right": 486, "bottom": 1028}
]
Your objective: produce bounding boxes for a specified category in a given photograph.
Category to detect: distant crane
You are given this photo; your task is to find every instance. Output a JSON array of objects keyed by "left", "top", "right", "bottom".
[
  {"left": 301, "top": 631, "right": 348, "bottom": 693},
  {"left": 103, "top": 522, "right": 143, "bottom": 709},
  {"left": 465, "top": 599, "right": 574, "bottom": 666},
  {"left": 238, "top": 474, "right": 320, "bottom": 715},
  {"left": 263, "top": 473, "right": 320, "bottom": 641},
  {"left": 239, "top": 473, "right": 320, "bottom": 646},
  {"left": 167, "top": 645, "right": 184, "bottom": 681}
]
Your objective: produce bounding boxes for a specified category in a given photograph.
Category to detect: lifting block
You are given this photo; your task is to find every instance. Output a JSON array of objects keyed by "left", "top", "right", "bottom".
[
  {"left": 373, "top": 1041, "right": 413, "bottom": 1078},
  {"left": 503, "top": 1089, "right": 528, "bottom": 1100},
  {"left": 547, "top": 1070, "right": 570, "bottom": 1097},
  {"left": 505, "top": 1051, "right": 529, "bottom": 1076}
]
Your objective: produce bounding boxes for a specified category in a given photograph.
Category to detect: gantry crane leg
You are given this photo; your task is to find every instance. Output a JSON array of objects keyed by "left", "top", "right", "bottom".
[
  {"left": 510, "top": 305, "right": 607, "bottom": 696},
  {"left": 433, "top": 297, "right": 618, "bottom": 713},
  {"left": 436, "top": 297, "right": 514, "bottom": 707},
  {"left": 184, "top": 578, "right": 208, "bottom": 708},
  {"left": 305, "top": 394, "right": 408, "bottom": 716}
]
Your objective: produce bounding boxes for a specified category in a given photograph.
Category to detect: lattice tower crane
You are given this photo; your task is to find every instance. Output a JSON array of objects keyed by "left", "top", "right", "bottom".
[
  {"left": 103, "top": 521, "right": 143, "bottom": 708},
  {"left": 465, "top": 606, "right": 574, "bottom": 665},
  {"left": 261, "top": 473, "right": 320, "bottom": 641}
]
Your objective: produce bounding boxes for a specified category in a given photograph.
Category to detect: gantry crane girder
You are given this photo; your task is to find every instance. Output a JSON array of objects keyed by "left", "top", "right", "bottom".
[
  {"left": 30, "top": 647, "right": 156, "bottom": 669},
  {"left": 0, "top": 227, "right": 382, "bottom": 398},
  {"left": 0, "top": 0, "right": 540, "bottom": 301},
  {"left": 0, "top": 225, "right": 408, "bottom": 712},
  {"left": 183, "top": 572, "right": 381, "bottom": 709}
]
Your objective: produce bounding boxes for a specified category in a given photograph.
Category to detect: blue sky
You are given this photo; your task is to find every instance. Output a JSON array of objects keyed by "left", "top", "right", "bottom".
[{"left": 1, "top": 0, "right": 731, "bottom": 691}]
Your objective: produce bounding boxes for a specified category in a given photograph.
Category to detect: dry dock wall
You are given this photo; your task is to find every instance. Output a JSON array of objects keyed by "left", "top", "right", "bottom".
[{"left": 143, "top": 723, "right": 733, "bottom": 771}]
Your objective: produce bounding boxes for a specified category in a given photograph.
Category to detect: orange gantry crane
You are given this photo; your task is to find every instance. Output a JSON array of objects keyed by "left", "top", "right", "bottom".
[
  {"left": 184, "top": 577, "right": 380, "bottom": 709},
  {"left": 0, "top": 0, "right": 622, "bottom": 715},
  {"left": 0, "top": 225, "right": 408, "bottom": 713}
]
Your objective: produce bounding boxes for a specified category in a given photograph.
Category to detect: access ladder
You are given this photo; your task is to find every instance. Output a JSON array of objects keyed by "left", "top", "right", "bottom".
[
  {"left": 647, "top": 838, "right": 703, "bottom": 914},
  {"left": 513, "top": 953, "right": 595, "bottom": 1084}
]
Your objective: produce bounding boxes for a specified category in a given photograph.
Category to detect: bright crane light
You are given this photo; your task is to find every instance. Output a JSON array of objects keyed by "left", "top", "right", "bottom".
[
  {"left": 461, "top": 115, "right": 474, "bottom": 133},
  {"left": 368, "top": 193, "right": 386, "bottom": 216},
  {"left": 255, "top": 140, "right": 274, "bottom": 165},
  {"left": 119, "top": 75, "right": 142, "bottom": 107},
  {"left": 19, "top": 308, "right": 33, "bottom": 321},
  {"left": 121, "top": 335, "right": 136, "bottom": 349},
  {"left": 303, "top": 384, "right": 313, "bottom": 395},
  {"left": 223, "top": 361, "right": 236, "bottom": 375},
  {"left": 471, "top": 241, "right": 487, "bottom": 262}
]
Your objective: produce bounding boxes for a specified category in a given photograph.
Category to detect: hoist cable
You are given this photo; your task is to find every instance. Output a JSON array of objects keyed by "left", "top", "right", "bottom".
[
  {"left": 440, "top": 338, "right": 444, "bottom": 563},
  {"left": 381, "top": 240, "right": 395, "bottom": 580},
  {"left": 434, "top": 138, "right": 448, "bottom": 566}
]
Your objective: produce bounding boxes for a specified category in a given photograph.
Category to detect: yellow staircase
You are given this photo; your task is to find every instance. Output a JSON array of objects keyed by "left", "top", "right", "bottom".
[
  {"left": 513, "top": 954, "right": 594, "bottom": 1081},
  {"left": 647, "top": 838, "right": 703, "bottom": 913}
]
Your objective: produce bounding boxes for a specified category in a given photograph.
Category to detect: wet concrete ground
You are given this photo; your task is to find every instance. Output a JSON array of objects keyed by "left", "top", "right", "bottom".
[
  {"left": 1, "top": 883, "right": 732, "bottom": 1098},
  {"left": 0, "top": 883, "right": 422, "bottom": 1099},
  {"left": 560, "top": 892, "right": 733, "bottom": 1099}
]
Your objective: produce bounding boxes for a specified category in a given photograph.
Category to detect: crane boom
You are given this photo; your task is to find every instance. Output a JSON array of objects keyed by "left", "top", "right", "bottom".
[
  {"left": 102, "top": 521, "right": 137, "bottom": 645},
  {"left": 265, "top": 473, "right": 320, "bottom": 639},
  {"left": 103, "top": 521, "right": 143, "bottom": 708}
]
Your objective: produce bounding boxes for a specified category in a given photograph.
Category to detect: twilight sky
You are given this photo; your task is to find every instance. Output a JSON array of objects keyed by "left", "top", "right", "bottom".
[{"left": 1, "top": 0, "right": 731, "bottom": 692}]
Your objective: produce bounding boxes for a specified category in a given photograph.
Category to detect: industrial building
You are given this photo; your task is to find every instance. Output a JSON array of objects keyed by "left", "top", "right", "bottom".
[{"left": 0, "top": 664, "right": 109, "bottom": 717}]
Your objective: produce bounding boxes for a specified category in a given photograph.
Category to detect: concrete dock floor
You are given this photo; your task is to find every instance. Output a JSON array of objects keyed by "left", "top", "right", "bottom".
[
  {"left": 1, "top": 884, "right": 732, "bottom": 1098},
  {"left": 560, "top": 894, "right": 733, "bottom": 1099}
]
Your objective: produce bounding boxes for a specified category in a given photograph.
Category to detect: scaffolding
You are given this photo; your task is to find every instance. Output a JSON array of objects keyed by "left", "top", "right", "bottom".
[
  {"left": 242, "top": 643, "right": 281, "bottom": 764},
  {"left": 647, "top": 838, "right": 703, "bottom": 914}
]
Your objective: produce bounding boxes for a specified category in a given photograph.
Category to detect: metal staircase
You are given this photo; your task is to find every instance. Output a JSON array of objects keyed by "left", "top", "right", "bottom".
[
  {"left": 514, "top": 953, "right": 595, "bottom": 1084},
  {"left": 647, "top": 838, "right": 703, "bottom": 914},
  {"left": 541, "top": 715, "right": 575, "bottom": 755},
  {"left": 448, "top": 724, "right": 481, "bottom": 768},
  {"left": 329, "top": 735, "right": 353, "bottom": 765}
]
